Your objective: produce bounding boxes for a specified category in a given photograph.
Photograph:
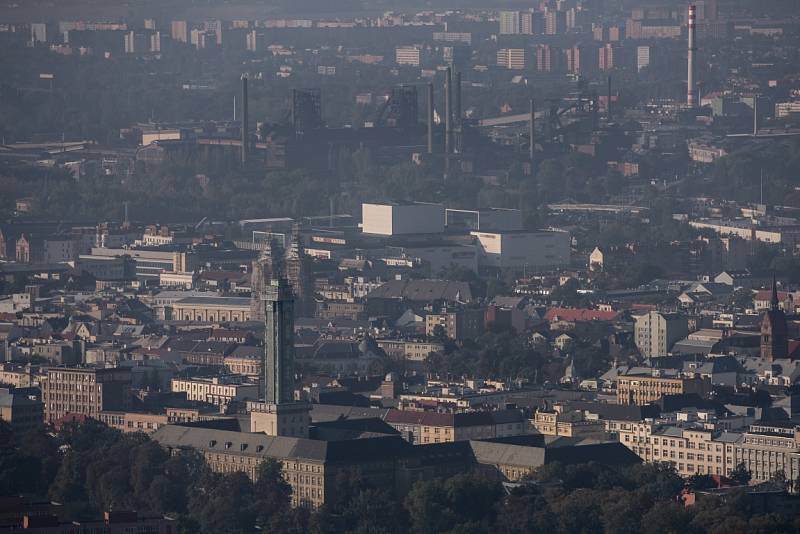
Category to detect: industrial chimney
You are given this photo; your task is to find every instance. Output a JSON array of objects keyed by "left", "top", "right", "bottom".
[
  {"left": 687, "top": 5, "right": 697, "bottom": 108},
  {"left": 241, "top": 74, "right": 249, "bottom": 165},
  {"left": 444, "top": 67, "right": 452, "bottom": 156},
  {"left": 529, "top": 98, "right": 535, "bottom": 162},
  {"left": 454, "top": 71, "right": 461, "bottom": 127},
  {"left": 427, "top": 83, "right": 434, "bottom": 154}
]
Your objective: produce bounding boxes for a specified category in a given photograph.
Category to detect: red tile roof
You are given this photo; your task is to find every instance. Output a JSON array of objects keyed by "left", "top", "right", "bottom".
[{"left": 544, "top": 307, "right": 620, "bottom": 322}]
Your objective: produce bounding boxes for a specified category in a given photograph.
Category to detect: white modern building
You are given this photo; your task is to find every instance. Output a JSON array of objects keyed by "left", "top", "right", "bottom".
[
  {"left": 361, "top": 202, "right": 445, "bottom": 236},
  {"left": 395, "top": 46, "right": 422, "bottom": 66},
  {"left": 471, "top": 230, "right": 569, "bottom": 271}
]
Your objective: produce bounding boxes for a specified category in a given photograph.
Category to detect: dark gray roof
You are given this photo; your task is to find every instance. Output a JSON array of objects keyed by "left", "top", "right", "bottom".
[
  {"left": 366, "top": 279, "right": 472, "bottom": 303},
  {"left": 227, "top": 346, "right": 262, "bottom": 359},
  {"left": 174, "top": 296, "right": 250, "bottom": 307},
  {"left": 151, "top": 424, "right": 407, "bottom": 464},
  {"left": 309, "top": 404, "right": 389, "bottom": 423}
]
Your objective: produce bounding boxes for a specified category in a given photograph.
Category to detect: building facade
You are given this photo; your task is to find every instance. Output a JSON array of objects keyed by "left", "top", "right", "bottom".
[
  {"left": 616, "top": 374, "right": 711, "bottom": 405},
  {"left": 618, "top": 421, "right": 740, "bottom": 478},
  {"left": 634, "top": 311, "right": 689, "bottom": 358},
  {"left": 42, "top": 367, "right": 132, "bottom": 424}
]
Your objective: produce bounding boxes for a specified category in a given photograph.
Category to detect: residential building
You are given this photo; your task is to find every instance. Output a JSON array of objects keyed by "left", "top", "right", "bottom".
[
  {"left": 425, "top": 308, "right": 484, "bottom": 341},
  {"left": 634, "top": 311, "right": 689, "bottom": 358},
  {"left": 496, "top": 48, "right": 526, "bottom": 70},
  {"left": 0, "top": 388, "right": 43, "bottom": 433},
  {"left": 171, "top": 296, "right": 251, "bottom": 322},
  {"left": 532, "top": 404, "right": 606, "bottom": 437},
  {"left": 98, "top": 411, "right": 168, "bottom": 434},
  {"left": 384, "top": 408, "right": 526, "bottom": 444},
  {"left": 618, "top": 421, "right": 740, "bottom": 477},
  {"left": 170, "top": 376, "right": 258, "bottom": 409},
  {"left": 170, "top": 20, "right": 188, "bottom": 43},
  {"left": 545, "top": 10, "right": 566, "bottom": 35},
  {"left": 536, "top": 44, "right": 557, "bottom": 72},
  {"left": 41, "top": 367, "right": 132, "bottom": 424},
  {"left": 736, "top": 422, "right": 800, "bottom": 483},
  {"left": 376, "top": 340, "right": 444, "bottom": 362},
  {"left": 616, "top": 374, "right": 712, "bottom": 405},
  {"left": 598, "top": 43, "right": 614, "bottom": 71},
  {"left": 499, "top": 11, "right": 521, "bottom": 34},
  {"left": 637, "top": 45, "right": 651, "bottom": 71},
  {"left": 395, "top": 46, "right": 421, "bottom": 66}
]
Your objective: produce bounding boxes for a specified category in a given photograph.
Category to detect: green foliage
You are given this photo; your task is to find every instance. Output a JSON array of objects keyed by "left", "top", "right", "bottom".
[
  {"left": 426, "top": 328, "right": 551, "bottom": 381},
  {"left": 404, "top": 472, "right": 502, "bottom": 534},
  {"left": 730, "top": 462, "right": 752, "bottom": 486}
]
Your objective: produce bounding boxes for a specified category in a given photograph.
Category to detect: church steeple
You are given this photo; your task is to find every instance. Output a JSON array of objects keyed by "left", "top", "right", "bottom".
[{"left": 762, "top": 272, "right": 788, "bottom": 362}]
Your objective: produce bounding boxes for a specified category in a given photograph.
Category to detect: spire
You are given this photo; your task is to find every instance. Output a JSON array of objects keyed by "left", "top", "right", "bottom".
[{"left": 771, "top": 272, "right": 779, "bottom": 311}]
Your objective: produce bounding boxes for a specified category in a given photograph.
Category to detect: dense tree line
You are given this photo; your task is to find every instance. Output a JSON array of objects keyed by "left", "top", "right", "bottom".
[{"left": 3, "top": 420, "right": 799, "bottom": 534}]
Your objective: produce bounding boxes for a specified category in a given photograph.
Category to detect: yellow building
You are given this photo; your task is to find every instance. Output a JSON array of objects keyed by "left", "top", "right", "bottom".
[
  {"left": 98, "top": 411, "right": 168, "bottom": 434},
  {"left": 616, "top": 374, "right": 711, "bottom": 405},
  {"left": 153, "top": 426, "right": 403, "bottom": 509},
  {"left": 384, "top": 408, "right": 526, "bottom": 445},
  {"left": 170, "top": 376, "right": 258, "bottom": 409},
  {"left": 532, "top": 405, "right": 606, "bottom": 438},
  {"left": 171, "top": 296, "right": 251, "bottom": 322},
  {"left": 617, "top": 421, "right": 740, "bottom": 477}
]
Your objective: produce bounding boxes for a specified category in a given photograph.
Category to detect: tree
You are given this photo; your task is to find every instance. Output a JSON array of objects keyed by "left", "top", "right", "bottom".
[
  {"left": 688, "top": 473, "right": 717, "bottom": 491},
  {"left": 730, "top": 462, "right": 752, "bottom": 486}
]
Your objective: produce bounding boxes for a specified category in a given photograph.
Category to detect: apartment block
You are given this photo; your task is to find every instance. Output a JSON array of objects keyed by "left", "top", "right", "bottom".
[
  {"left": 170, "top": 376, "right": 258, "bottom": 409},
  {"left": 618, "top": 421, "right": 740, "bottom": 477},
  {"left": 736, "top": 422, "right": 800, "bottom": 483},
  {"left": 496, "top": 48, "right": 526, "bottom": 70},
  {"left": 42, "top": 367, "right": 131, "bottom": 424},
  {"left": 634, "top": 311, "right": 689, "bottom": 358},
  {"left": 616, "top": 374, "right": 711, "bottom": 405}
]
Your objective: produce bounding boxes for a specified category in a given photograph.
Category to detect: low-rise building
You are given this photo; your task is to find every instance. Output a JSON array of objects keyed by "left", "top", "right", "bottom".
[
  {"left": 98, "top": 411, "right": 168, "bottom": 434},
  {"left": 170, "top": 376, "right": 258, "bottom": 409},
  {"left": 0, "top": 388, "right": 43, "bottom": 433},
  {"left": 171, "top": 296, "right": 251, "bottom": 322},
  {"left": 532, "top": 405, "right": 606, "bottom": 437},
  {"left": 616, "top": 373, "right": 712, "bottom": 405},
  {"left": 736, "top": 421, "right": 800, "bottom": 483},
  {"left": 617, "top": 421, "right": 740, "bottom": 478},
  {"left": 384, "top": 408, "right": 526, "bottom": 444},
  {"left": 425, "top": 308, "right": 484, "bottom": 341}
]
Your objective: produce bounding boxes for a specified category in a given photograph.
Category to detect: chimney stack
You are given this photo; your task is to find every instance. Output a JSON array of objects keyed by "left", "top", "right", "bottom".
[
  {"left": 241, "top": 74, "right": 249, "bottom": 165},
  {"left": 444, "top": 67, "right": 452, "bottom": 156},
  {"left": 687, "top": 5, "right": 697, "bottom": 108},
  {"left": 454, "top": 71, "right": 462, "bottom": 127},
  {"left": 753, "top": 95, "right": 759, "bottom": 136},
  {"left": 427, "top": 83, "right": 434, "bottom": 154},
  {"left": 607, "top": 75, "right": 612, "bottom": 122},
  {"left": 529, "top": 98, "right": 535, "bottom": 162}
]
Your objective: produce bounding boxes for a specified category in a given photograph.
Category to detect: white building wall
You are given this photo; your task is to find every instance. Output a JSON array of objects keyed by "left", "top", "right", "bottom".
[
  {"left": 362, "top": 203, "right": 444, "bottom": 236},
  {"left": 471, "top": 230, "right": 569, "bottom": 270}
]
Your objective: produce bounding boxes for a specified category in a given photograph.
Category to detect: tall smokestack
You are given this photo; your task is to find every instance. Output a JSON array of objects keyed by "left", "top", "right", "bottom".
[
  {"left": 687, "top": 5, "right": 697, "bottom": 108},
  {"left": 607, "top": 75, "right": 612, "bottom": 122},
  {"left": 454, "top": 71, "right": 462, "bottom": 126},
  {"left": 427, "top": 83, "right": 434, "bottom": 154},
  {"left": 241, "top": 74, "right": 249, "bottom": 165},
  {"left": 529, "top": 98, "right": 535, "bottom": 162},
  {"left": 753, "top": 95, "right": 758, "bottom": 136},
  {"left": 444, "top": 67, "right": 452, "bottom": 156}
]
